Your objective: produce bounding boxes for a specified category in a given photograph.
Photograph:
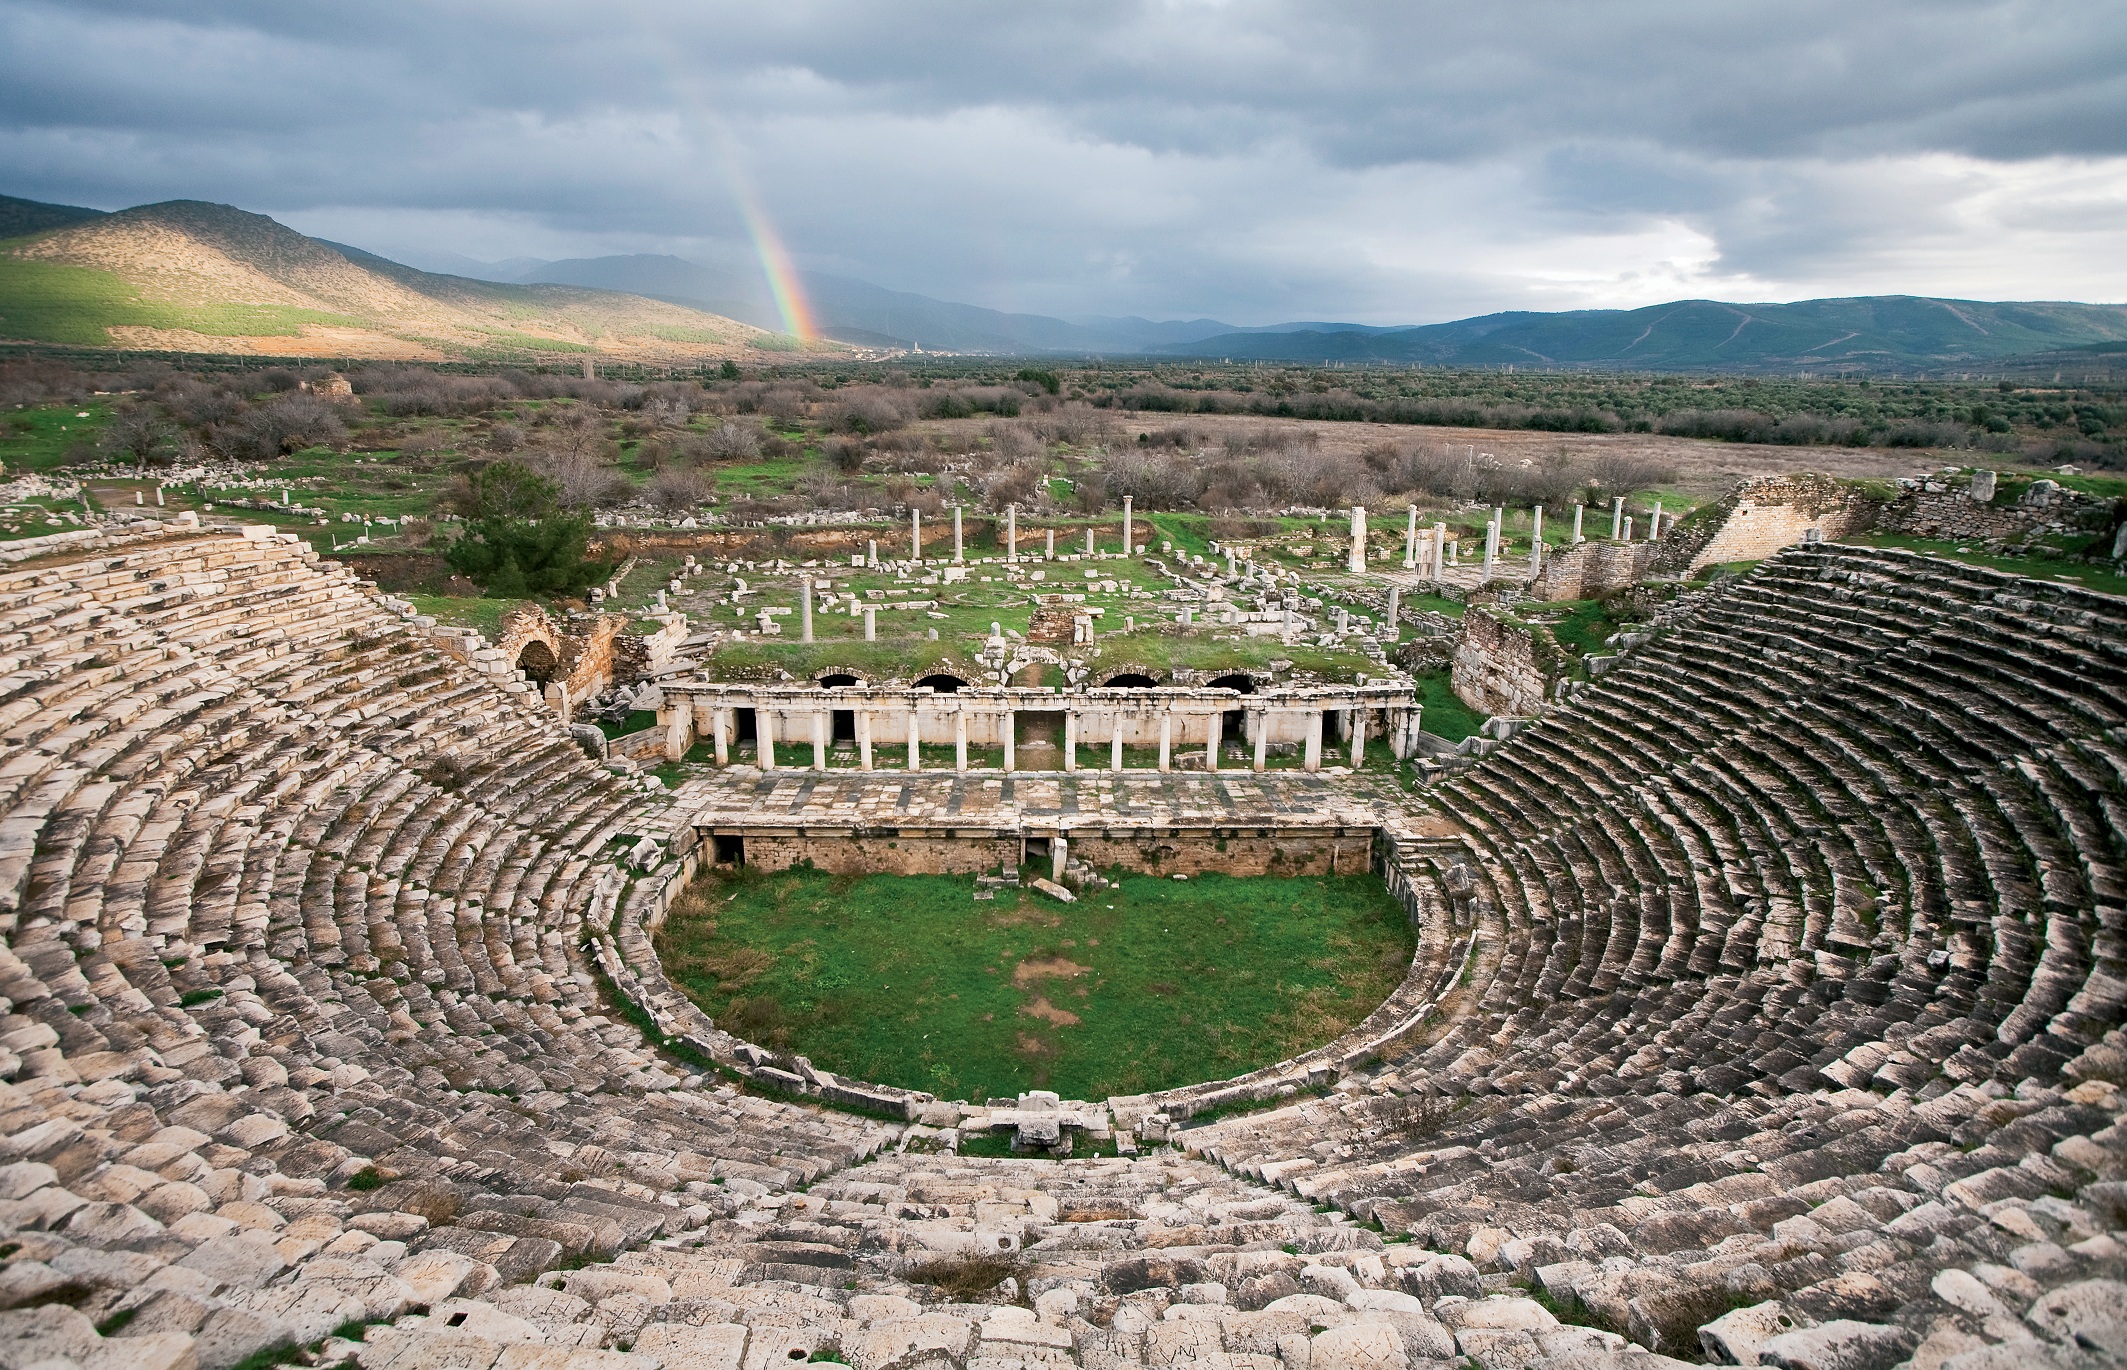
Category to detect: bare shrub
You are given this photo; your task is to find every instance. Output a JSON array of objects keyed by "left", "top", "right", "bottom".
[
  {"left": 217, "top": 392, "right": 347, "bottom": 461},
  {"left": 825, "top": 436, "right": 867, "bottom": 473},
  {"left": 698, "top": 420, "right": 761, "bottom": 460},
  {"left": 98, "top": 402, "right": 180, "bottom": 467},
  {"left": 1069, "top": 468, "right": 1110, "bottom": 513},
  {"left": 830, "top": 386, "right": 917, "bottom": 434},
  {"left": 639, "top": 397, "right": 692, "bottom": 430},
  {"left": 979, "top": 462, "right": 1047, "bottom": 512},
  {"left": 762, "top": 386, "right": 812, "bottom": 423},
  {"left": 650, "top": 465, "right": 708, "bottom": 514},
  {"left": 527, "top": 447, "right": 631, "bottom": 508},
  {"left": 1029, "top": 404, "right": 1114, "bottom": 446},
  {"left": 986, "top": 420, "right": 1042, "bottom": 464},
  {"left": 1102, "top": 449, "right": 1205, "bottom": 508}
]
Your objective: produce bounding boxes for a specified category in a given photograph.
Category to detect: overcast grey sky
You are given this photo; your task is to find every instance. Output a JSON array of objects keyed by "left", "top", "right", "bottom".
[{"left": 3, "top": 0, "right": 2123, "bottom": 324}]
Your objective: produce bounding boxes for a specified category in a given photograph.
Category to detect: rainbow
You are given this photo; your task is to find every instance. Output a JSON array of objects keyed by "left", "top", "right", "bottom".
[
  {"left": 722, "top": 156, "right": 816, "bottom": 343},
  {"left": 631, "top": 34, "right": 817, "bottom": 344}
]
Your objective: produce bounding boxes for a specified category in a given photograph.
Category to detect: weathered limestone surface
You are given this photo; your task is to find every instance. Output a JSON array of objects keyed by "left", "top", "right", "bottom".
[
  {"left": 1449, "top": 607, "right": 1556, "bottom": 718},
  {"left": 1652, "top": 473, "right": 1876, "bottom": 574}
]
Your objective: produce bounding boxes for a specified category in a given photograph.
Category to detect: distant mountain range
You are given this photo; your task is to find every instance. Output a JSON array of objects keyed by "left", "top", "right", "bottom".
[
  {"left": 1153, "top": 297, "right": 2127, "bottom": 372},
  {"left": 415, "top": 250, "right": 1254, "bottom": 354},
  {"left": 0, "top": 194, "right": 811, "bottom": 362},
  {"left": 423, "top": 248, "right": 2127, "bottom": 372},
  {"left": 6, "top": 191, "right": 2125, "bottom": 371}
]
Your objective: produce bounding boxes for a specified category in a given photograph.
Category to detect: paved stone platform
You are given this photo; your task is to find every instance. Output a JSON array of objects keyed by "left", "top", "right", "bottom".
[{"left": 661, "top": 765, "right": 1424, "bottom": 833}]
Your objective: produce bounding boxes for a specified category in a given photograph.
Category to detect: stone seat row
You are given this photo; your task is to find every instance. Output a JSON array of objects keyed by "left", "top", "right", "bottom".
[
  {"left": 0, "top": 531, "right": 898, "bottom": 1367},
  {"left": 1168, "top": 545, "right": 2126, "bottom": 1363}
]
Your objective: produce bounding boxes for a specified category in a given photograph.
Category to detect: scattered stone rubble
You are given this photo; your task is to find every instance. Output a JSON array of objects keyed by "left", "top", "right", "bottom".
[{"left": 0, "top": 525, "right": 2119, "bottom": 1368}]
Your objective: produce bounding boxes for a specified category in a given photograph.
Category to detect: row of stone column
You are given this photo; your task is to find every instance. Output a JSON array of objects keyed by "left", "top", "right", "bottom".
[
  {"left": 696, "top": 702, "right": 1377, "bottom": 773},
  {"left": 907, "top": 496, "right": 1137, "bottom": 564},
  {"left": 1353, "top": 498, "right": 1672, "bottom": 582}
]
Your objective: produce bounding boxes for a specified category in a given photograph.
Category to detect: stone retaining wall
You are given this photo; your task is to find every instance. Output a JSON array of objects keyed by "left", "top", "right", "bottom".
[
  {"left": 1652, "top": 472, "right": 1876, "bottom": 574},
  {"left": 1878, "top": 471, "right": 2118, "bottom": 545},
  {"left": 1450, "top": 607, "right": 1555, "bottom": 718},
  {"left": 736, "top": 833, "right": 1023, "bottom": 875},
  {"left": 1527, "top": 539, "right": 1652, "bottom": 600}
]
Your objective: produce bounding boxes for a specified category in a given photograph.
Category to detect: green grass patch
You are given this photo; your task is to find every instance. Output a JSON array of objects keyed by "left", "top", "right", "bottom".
[
  {"left": 1540, "top": 600, "right": 1624, "bottom": 659},
  {"left": 1400, "top": 591, "right": 1464, "bottom": 620},
  {"left": 599, "top": 710, "right": 658, "bottom": 740},
  {"left": 0, "top": 403, "right": 108, "bottom": 472},
  {"left": 657, "top": 867, "right": 1414, "bottom": 1102},
  {"left": 0, "top": 256, "right": 362, "bottom": 344},
  {"left": 401, "top": 594, "right": 523, "bottom": 640},
  {"left": 1415, "top": 672, "right": 1484, "bottom": 741},
  {"left": 706, "top": 456, "right": 814, "bottom": 499}
]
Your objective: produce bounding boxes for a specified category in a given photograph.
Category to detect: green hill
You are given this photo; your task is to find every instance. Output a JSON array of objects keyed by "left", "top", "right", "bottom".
[
  {"left": 1159, "top": 296, "right": 2127, "bottom": 373},
  {"left": 0, "top": 195, "right": 831, "bottom": 362}
]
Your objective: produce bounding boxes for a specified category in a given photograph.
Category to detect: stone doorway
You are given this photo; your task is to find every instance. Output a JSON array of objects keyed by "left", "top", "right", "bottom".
[{"left": 1016, "top": 710, "right": 1065, "bottom": 770}]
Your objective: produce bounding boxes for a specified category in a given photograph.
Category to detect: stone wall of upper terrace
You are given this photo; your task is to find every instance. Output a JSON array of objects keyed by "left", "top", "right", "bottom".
[
  {"left": 655, "top": 678, "right": 1423, "bottom": 759},
  {"left": 1877, "top": 469, "right": 2121, "bottom": 546},
  {"left": 1651, "top": 472, "right": 1878, "bottom": 576}
]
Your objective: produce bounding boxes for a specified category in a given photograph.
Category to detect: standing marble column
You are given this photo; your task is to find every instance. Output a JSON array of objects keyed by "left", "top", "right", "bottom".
[
  {"left": 907, "top": 706, "right": 921, "bottom": 772},
  {"left": 1650, "top": 499, "right": 1665, "bottom": 540},
  {"left": 1085, "top": 527, "right": 1094, "bottom": 556},
  {"left": 1387, "top": 586, "right": 1400, "bottom": 635},
  {"left": 1350, "top": 706, "right": 1366, "bottom": 768},
  {"left": 811, "top": 711, "right": 828, "bottom": 770},
  {"left": 1253, "top": 710, "right": 1269, "bottom": 771},
  {"left": 857, "top": 711, "right": 873, "bottom": 770},
  {"left": 912, "top": 508, "right": 923, "bottom": 562},
  {"left": 1432, "top": 522, "right": 1447, "bottom": 582},
  {"left": 1007, "top": 504, "right": 1018, "bottom": 563},
  {"left": 864, "top": 606, "right": 876, "bottom": 641},
  {"left": 954, "top": 707, "right": 968, "bottom": 771},
  {"left": 1404, "top": 505, "right": 1419, "bottom": 568},
  {"left": 1123, "top": 496, "right": 1133, "bottom": 553},
  {"left": 953, "top": 505, "right": 964, "bottom": 562},
  {"left": 1304, "top": 710, "right": 1323, "bottom": 772},
  {"left": 1347, "top": 505, "right": 1369, "bottom": 573},
  {"left": 1529, "top": 506, "right": 1545, "bottom": 573},
  {"left": 1206, "top": 709, "right": 1221, "bottom": 772},
  {"left": 1572, "top": 504, "right": 1584, "bottom": 544},
  {"left": 1063, "top": 711, "right": 1077, "bottom": 772},
  {"left": 799, "top": 576, "right": 813, "bottom": 643},
  {"left": 758, "top": 700, "right": 777, "bottom": 771},
  {"left": 1002, "top": 708, "right": 1015, "bottom": 772},
  {"left": 711, "top": 707, "right": 729, "bottom": 766},
  {"left": 1111, "top": 717, "right": 1124, "bottom": 771},
  {"left": 1158, "top": 712, "right": 1172, "bottom": 772},
  {"left": 1610, "top": 496, "right": 1624, "bottom": 539},
  {"left": 1045, "top": 528, "right": 1055, "bottom": 560}
]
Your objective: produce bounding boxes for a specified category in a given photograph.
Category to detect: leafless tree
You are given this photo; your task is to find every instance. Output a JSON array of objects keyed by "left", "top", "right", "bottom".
[
  {"left": 698, "top": 420, "right": 761, "bottom": 460},
  {"left": 649, "top": 465, "right": 708, "bottom": 514},
  {"left": 527, "top": 447, "right": 630, "bottom": 508}
]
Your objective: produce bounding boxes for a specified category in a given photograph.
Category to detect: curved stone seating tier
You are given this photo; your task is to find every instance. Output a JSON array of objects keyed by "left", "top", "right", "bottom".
[
  {"left": 0, "top": 528, "right": 898, "bottom": 1369},
  {"left": 1175, "top": 545, "right": 2127, "bottom": 1364}
]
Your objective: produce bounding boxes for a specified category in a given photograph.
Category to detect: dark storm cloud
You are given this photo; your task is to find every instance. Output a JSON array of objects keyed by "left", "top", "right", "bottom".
[{"left": 1, "top": 0, "right": 2122, "bottom": 320}]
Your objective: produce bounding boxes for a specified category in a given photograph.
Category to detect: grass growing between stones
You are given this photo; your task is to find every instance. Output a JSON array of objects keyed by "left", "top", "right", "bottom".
[{"left": 657, "top": 867, "right": 1414, "bottom": 1102}]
